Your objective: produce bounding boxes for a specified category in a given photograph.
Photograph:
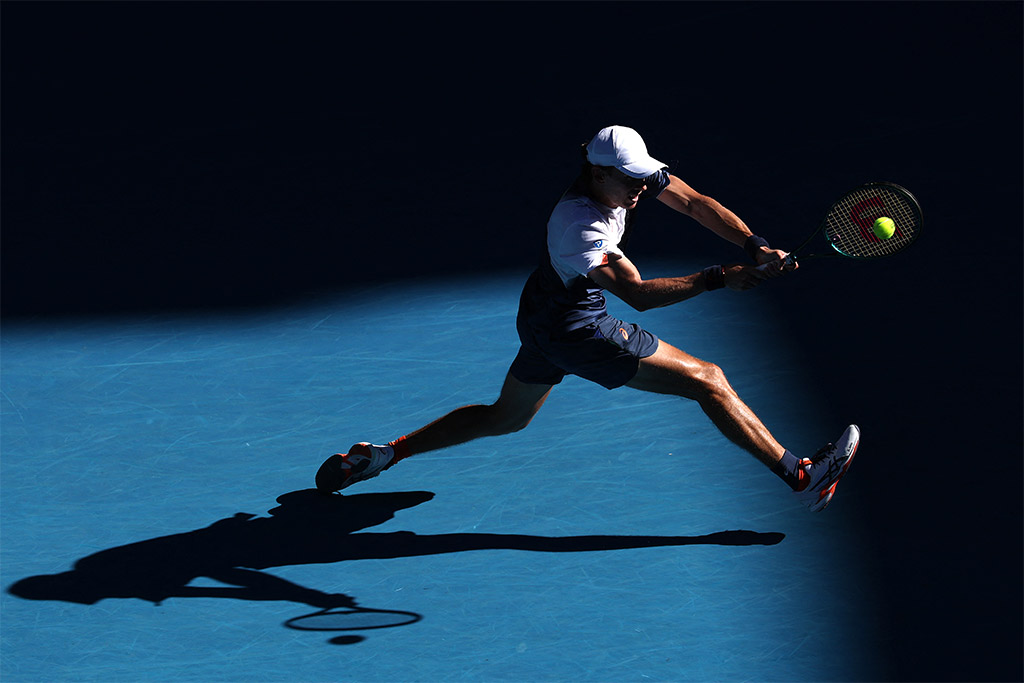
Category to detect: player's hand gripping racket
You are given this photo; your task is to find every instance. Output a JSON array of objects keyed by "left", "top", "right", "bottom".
[{"left": 758, "top": 182, "right": 923, "bottom": 272}]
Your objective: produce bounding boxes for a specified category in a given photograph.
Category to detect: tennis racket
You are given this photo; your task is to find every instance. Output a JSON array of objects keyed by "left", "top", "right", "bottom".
[{"left": 758, "top": 182, "right": 923, "bottom": 271}]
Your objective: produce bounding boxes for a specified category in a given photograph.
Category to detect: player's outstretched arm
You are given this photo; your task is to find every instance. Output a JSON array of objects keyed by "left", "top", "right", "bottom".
[
  {"left": 657, "top": 175, "right": 790, "bottom": 270},
  {"left": 588, "top": 253, "right": 767, "bottom": 312},
  {"left": 656, "top": 175, "right": 751, "bottom": 244}
]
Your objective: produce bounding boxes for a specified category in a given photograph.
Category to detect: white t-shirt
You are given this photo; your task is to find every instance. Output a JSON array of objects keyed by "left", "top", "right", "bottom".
[
  {"left": 546, "top": 169, "right": 669, "bottom": 287},
  {"left": 547, "top": 195, "right": 627, "bottom": 287},
  {"left": 517, "top": 170, "right": 670, "bottom": 333}
]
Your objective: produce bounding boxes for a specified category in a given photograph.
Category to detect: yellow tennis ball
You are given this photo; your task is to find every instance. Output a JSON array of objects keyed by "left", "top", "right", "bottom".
[{"left": 872, "top": 216, "right": 896, "bottom": 240}]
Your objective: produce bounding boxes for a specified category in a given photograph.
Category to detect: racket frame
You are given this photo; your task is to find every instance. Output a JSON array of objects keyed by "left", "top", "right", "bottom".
[{"left": 789, "top": 181, "right": 923, "bottom": 264}]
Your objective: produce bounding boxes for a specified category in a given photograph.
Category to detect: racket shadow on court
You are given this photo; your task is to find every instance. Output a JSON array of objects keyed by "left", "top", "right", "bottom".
[{"left": 7, "top": 489, "right": 784, "bottom": 641}]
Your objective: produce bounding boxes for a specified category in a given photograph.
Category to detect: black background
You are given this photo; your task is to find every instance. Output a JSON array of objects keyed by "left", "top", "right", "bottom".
[{"left": 3, "top": 2, "right": 1021, "bottom": 680}]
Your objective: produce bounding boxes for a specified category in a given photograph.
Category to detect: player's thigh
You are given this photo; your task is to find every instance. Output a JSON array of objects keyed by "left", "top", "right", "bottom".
[{"left": 625, "top": 341, "right": 722, "bottom": 399}]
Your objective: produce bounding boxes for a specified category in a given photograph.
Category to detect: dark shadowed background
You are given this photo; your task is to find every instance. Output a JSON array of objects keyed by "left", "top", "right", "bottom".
[{"left": 3, "top": 2, "right": 1021, "bottom": 680}]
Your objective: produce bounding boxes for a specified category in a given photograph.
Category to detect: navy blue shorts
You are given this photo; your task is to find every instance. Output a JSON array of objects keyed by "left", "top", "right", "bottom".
[{"left": 510, "top": 314, "right": 660, "bottom": 390}]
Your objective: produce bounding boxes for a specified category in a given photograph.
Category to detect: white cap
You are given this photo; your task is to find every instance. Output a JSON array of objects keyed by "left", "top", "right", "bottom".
[{"left": 585, "top": 125, "right": 666, "bottom": 178}]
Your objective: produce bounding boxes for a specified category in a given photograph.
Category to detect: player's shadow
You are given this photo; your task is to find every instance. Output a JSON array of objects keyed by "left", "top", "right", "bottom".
[{"left": 8, "top": 489, "right": 784, "bottom": 637}]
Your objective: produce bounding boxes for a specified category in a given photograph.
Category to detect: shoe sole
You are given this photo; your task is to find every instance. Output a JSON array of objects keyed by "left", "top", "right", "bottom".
[{"left": 315, "top": 453, "right": 348, "bottom": 494}]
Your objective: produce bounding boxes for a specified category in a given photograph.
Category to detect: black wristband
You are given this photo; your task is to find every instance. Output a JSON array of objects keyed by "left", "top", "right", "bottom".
[
  {"left": 702, "top": 265, "right": 726, "bottom": 291},
  {"left": 744, "top": 234, "right": 770, "bottom": 262}
]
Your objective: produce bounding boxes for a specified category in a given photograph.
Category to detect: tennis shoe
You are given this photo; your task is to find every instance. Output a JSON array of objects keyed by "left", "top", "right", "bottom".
[
  {"left": 794, "top": 425, "right": 860, "bottom": 512},
  {"left": 316, "top": 442, "right": 395, "bottom": 494}
]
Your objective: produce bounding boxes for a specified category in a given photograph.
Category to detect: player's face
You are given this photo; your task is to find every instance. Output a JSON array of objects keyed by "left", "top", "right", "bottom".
[{"left": 595, "top": 168, "right": 648, "bottom": 209}]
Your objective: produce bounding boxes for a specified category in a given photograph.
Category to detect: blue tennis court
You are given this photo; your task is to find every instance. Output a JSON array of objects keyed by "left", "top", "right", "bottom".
[
  {"left": 2, "top": 2, "right": 1020, "bottom": 681},
  {"left": 2, "top": 267, "right": 887, "bottom": 681}
]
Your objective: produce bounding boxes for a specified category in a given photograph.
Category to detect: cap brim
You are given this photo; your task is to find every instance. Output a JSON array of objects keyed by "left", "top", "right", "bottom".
[{"left": 619, "top": 158, "right": 667, "bottom": 178}]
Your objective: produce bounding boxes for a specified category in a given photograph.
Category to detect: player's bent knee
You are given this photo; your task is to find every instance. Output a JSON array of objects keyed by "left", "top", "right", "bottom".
[
  {"left": 483, "top": 404, "right": 536, "bottom": 436},
  {"left": 500, "top": 412, "right": 536, "bottom": 435},
  {"left": 695, "top": 361, "right": 730, "bottom": 397}
]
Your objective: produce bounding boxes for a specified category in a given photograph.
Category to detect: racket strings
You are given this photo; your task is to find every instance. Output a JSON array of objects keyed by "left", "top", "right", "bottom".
[{"left": 825, "top": 186, "right": 921, "bottom": 258}]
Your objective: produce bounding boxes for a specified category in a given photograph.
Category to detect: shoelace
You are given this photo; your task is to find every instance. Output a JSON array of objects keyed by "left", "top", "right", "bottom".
[
  {"left": 798, "top": 443, "right": 836, "bottom": 469},
  {"left": 810, "top": 442, "right": 836, "bottom": 464},
  {"left": 807, "top": 442, "right": 848, "bottom": 486}
]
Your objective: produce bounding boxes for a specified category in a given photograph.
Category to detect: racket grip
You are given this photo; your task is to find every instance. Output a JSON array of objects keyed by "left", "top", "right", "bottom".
[{"left": 753, "top": 254, "right": 798, "bottom": 274}]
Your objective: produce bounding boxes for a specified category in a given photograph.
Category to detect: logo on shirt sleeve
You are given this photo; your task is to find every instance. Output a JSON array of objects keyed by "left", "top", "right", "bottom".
[{"left": 593, "top": 240, "right": 604, "bottom": 249}]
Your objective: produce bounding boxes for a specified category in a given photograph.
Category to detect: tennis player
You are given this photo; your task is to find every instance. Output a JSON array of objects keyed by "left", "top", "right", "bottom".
[{"left": 317, "top": 125, "right": 859, "bottom": 511}]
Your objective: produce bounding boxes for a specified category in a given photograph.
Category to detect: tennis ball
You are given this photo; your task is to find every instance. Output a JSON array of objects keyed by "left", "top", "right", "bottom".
[{"left": 872, "top": 216, "right": 896, "bottom": 240}]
